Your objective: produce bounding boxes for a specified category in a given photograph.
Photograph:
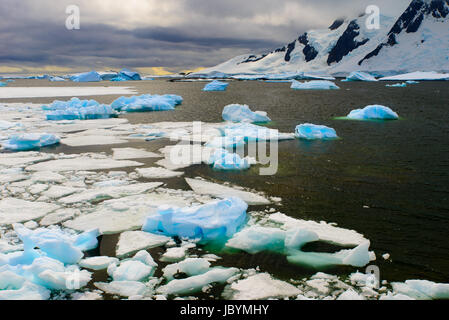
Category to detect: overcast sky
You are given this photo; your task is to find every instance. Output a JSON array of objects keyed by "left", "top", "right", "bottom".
[{"left": 0, "top": 0, "right": 410, "bottom": 74}]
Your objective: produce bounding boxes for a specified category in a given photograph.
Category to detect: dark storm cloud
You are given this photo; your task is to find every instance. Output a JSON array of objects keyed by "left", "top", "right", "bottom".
[{"left": 0, "top": 0, "right": 410, "bottom": 70}]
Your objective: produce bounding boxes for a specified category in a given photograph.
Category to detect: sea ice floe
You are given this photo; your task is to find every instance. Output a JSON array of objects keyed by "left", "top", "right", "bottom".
[
  {"left": 61, "top": 135, "right": 128, "bottom": 147},
  {"left": 41, "top": 186, "right": 82, "bottom": 199},
  {"left": 222, "top": 104, "right": 271, "bottom": 123},
  {"left": 202, "top": 80, "right": 229, "bottom": 91},
  {"left": 160, "top": 247, "right": 188, "bottom": 263},
  {"left": 156, "top": 267, "right": 239, "bottom": 296},
  {"left": 226, "top": 225, "right": 372, "bottom": 269},
  {"left": 58, "top": 182, "right": 162, "bottom": 204},
  {"left": 0, "top": 87, "right": 137, "bottom": 99},
  {"left": 337, "top": 288, "right": 366, "bottom": 300},
  {"left": 346, "top": 105, "right": 399, "bottom": 121},
  {"left": 0, "top": 198, "right": 59, "bottom": 225},
  {"left": 26, "top": 156, "right": 144, "bottom": 172},
  {"left": 0, "top": 120, "right": 21, "bottom": 131},
  {"left": 111, "top": 94, "right": 183, "bottom": 112},
  {"left": 116, "top": 231, "right": 171, "bottom": 258},
  {"left": 94, "top": 281, "right": 148, "bottom": 298},
  {"left": 1, "top": 133, "right": 60, "bottom": 151},
  {"left": 205, "top": 136, "right": 246, "bottom": 149},
  {"left": 223, "top": 273, "right": 300, "bottom": 300},
  {"left": 142, "top": 197, "right": 248, "bottom": 242},
  {"left": 112, "top": 148, "right": 161, "bottom": 160},
  {"left": 136, "top": 167, "right": 184, "bottom": 179},
  {"left": 162, "top": 258, "right": 211, "bottom": 281},
  {"left": 43, "top": 98, "right": 116, "bottom": 121},
  {"left": 79, "top": 256, "right": 119, "bottom": 270},
  {"left": 185, "top": 178, "right": 271, "bottom": 205},
  {"left": 343, "top": 71, "right": 377, "bottom": 82},
  {"left": 291, "top": 80, "right": 340, "bottom": 90},
  {"left": 221, "top": 123, "right": 294, "bottom": 142},
  {"left": 391, "top": 280, "right": 449, "bottom": 300},
  {"left": 295, "top": 124, "right": 339, "bottom": 140}
]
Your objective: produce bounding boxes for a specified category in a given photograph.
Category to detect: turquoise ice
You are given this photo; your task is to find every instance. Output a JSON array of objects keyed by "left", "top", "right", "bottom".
[
  {"left": 295, "top": 124, "right": 339, "bottom": 140},
  {"left": 222, "top": 104, "right": 271, "bottom": 123},
  {"left": 347, "top": 105, "right": 399, "bottom": 121},
  {"left": 2, "top": 133, "right": 60, "bottom": 151},
  {"left": 203, "top": 80, "right": 229, "bottom": 91}
]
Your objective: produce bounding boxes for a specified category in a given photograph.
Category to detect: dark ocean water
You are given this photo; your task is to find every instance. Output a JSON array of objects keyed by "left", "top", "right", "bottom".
[{"left": 2, "top": 79, "right": 449, "bottom": 286}]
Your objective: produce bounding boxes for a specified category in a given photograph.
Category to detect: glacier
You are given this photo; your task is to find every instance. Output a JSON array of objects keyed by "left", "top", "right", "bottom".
[
  {"left": 142, "top": 197, "right": 248, "bottom": 242},
  {"left": 222, "top": 104, "right": 271, "bottom": 123},
  {"left": 295, "top": 124, "right": 339, "bottom": 140},
  {"left": 202, "top": 80, "right": 229, "bottom": 91},
  {"left": 1, "top": 133, "right": 60, "bottom": 151},
  {"left": 291, "top": 80, "right": 340, "bottom": 90},
  {"left": 347, "top": 105, "right": 399, "bottom": 121}
]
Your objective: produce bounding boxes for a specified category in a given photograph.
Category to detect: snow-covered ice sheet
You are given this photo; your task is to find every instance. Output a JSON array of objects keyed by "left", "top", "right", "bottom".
[
  {"left": 379, "top": 71, "right": 449, "bottom": 81},
  {"left": 0, "top": 87, "right": 136, "bottom": 99}
]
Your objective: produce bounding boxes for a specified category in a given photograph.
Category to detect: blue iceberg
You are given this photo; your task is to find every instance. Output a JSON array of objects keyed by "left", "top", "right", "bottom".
[
  {"left": 118, "top": 68, "right": 142, "bottom": 81},
  {"left": 203, "top": 80, "right": 229, "bottom": 91},
  {"left": 43, "top": 98, "right": 116, "bottom": 120},
  {"left": 222, "top": 104, "right": 271, "bottom": 123},
  {"left": 221, "top": 123, "right": 292, "bottom": 142},
  {"left": 111, "top": 94, "right": 183, "bottom": 112},
  {"left": 347, "top": 105, "right": 399, "bottom": 121},
  {"left": 208, "top": 149, "right": 251, "bottom": 171},
  {"left": 343, "top": 71, "right": 377, "bottom": 82},
  {"left": 48, "top": 76, "right": 66, "bottom": 82},
  {"left": 295, "top": 124, "right": 339, "bottom": 140},
  {"left": 2, "top": 133, "right": 60, "bottom": 151},
  {"left": 291, "top": 80, "right": 340, "bottom": 90},
  {"left": 205, "top": 136, "right": 246, "bottom": 149},
  {"left": 0, "top": 81, "right": 7, "bottom": 87},
  {"left": 13, "top": 224, "right": 99, "bottom": 265},
  {"left": 142, "top": 197, "right": 248, "bottom": 242},
  {"left": 70, "top": 71, "right": 101, "bottom": 82}
]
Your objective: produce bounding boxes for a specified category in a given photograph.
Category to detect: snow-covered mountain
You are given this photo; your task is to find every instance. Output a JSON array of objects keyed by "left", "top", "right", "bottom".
[{"left": 198, "top": 0, "right": 449, "bottom": 76}]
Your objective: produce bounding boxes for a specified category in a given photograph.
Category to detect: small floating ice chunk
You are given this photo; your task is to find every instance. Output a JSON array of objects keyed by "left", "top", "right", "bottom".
[
  {"left": 162, "top": 258, "right": 211, "bottom": 281},
  {"left": 160, "top": 247, "right": 187, "bottom": 263},
  {"left": 337, "top": 289, "right": 365, "bottom": 300},
  {"left": 295, "top": 124, "right": 338, "bottom": 140},
  {"left": 2, "top": 133, "right": 60, "bottom": 151},
  {"left": 79, "top": 256, "right": 119, "bottom": 270},
  {"left": 156, "top": 267, "right": 239, "bottom": 296},
  {"left": 223, "top": 273, "right": 300, "bottom": 300},
  {"left": 116, "top": 231, "right": 170, "bottom": 258},
  {"left": 142, "top": 197, "right": 248, "bottom": 242},
  {"left": 386, "top": 83, "right": 407, "bottom": 88},
  {"left": 185, "top": 178, "right": 271, "bottom": 205},
  {"left": 343, "top": 71, "right": 377, "bottom": 82},
  {"left": 347, "top": 105, "right": 399, "bottom": 121},
  {"left": 107, "top": 250, "right": 157, "bottom": 282},
  {"left": 136, "top": 167, "right": 184, "bottom": 179},
  {"left": 209, "top": 149, "right": 251, "bottom": 171},
  {"left": 291, "top": 80, "right": 339, "bottom": 90},
  {"left": 221, "top": 123, "right": 294, "bottom": 142},
  {"left": 0, "top": 120, "right": 21, "bottom": 130},
  {"left": 202, "top": 80, "right": 229, "bottom": 91},
  {"left": 222, "top": 104, "right": 271, "bottom": 123},
  {"left": 205, "top": 136, "right": 245, "bottom": 149}
]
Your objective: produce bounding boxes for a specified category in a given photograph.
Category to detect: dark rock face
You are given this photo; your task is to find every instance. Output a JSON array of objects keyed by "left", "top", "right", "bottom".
[
  {"left": 297, "top": 33, "right": 319, "bottom": 62},
  {"left": 284, "top": 40, "right": 297, "bottom": 62},
  {"left": 358, "top": 0, "right": 448, "bottom": 66},
  {"left": 329, "top": 19, "right": 345, "bottom": 30},
  {"left": 327, "top": 20, "right": 369, "bottom": 65},
  {"left": 240, "top": 54, "right": 268, "bottom": 64}
]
